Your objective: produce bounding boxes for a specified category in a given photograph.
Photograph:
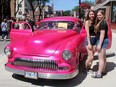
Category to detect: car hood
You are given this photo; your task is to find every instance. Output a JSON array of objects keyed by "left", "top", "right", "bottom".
[{"left": 18, "top": 30, "right": 78, "bottom": 56}]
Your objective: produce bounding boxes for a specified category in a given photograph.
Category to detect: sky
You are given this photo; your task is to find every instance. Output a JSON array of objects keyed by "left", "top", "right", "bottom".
[{"left": 47, "top": 0, "right": 95, "bottom": 11}]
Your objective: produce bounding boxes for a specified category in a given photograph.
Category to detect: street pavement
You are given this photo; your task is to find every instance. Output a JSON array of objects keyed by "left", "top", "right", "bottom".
[{"left": 0, "top": 31, "right": 116, "bottom": 87}]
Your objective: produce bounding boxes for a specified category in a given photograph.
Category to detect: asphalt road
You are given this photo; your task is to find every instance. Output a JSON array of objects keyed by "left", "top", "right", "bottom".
[{"left": 0, "top": 32, "right": 116, "bottom": 87}]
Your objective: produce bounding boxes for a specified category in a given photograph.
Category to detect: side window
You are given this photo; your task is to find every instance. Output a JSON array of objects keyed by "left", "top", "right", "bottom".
[
  {"left": 38, "top": 22, "right": 47, "bottom": 29},
  {"left": 14, "top": 23, "right": 19, "bottom": 29},
  {"left": 12, "top": 23, "right": 30, "bottom": 30},
  {"left": 24, "top": 23, "right": 30, "bottom": 30},
  {"left": 13, "top": 23, "right": 23, "bottom": 30},
  {"left": 75, "top": 21, "right": 82, "bottom": 33},
  {"left": 67, "top": 22, "right": 74, "bottom": 29}
]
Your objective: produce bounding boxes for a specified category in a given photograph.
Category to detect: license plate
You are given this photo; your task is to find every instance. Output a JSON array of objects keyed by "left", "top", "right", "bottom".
[{"left": 25, "top": 71, "right": 38, "bottom": 79}]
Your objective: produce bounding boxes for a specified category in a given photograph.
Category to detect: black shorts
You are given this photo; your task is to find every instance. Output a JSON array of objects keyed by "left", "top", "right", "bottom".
[{"left": 85, "top": 36, "right": 97, "bottom": 46}]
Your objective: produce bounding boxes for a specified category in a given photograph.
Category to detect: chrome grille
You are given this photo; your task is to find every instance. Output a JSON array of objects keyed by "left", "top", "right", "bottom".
[{"left": 13, "top": 58, "right": 58, "bottom": 70}]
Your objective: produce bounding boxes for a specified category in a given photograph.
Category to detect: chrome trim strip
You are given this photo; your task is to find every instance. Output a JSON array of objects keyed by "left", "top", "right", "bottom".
[{"left": 5, "top": 65, "right": 79, "bottom": 79}]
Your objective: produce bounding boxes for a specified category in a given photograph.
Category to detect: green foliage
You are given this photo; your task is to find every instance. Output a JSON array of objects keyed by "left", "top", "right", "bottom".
[
  {"left": 71, "top": 0, "right": 94, "bottom": 19},
  {"left": 82, "top": 0, "right": 94, "bottom": 5},
  {"left": 72, "top": 6, "right": 79, "bottom": 12},
  {"left": 72, "top": 6, "right": 84, "bottom": 18},
  {"left": 63, "top": 10, "right": 71, "bottom": 16}
]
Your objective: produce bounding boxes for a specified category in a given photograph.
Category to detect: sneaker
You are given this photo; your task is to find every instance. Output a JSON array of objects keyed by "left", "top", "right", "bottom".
[
  {"left": 91, "top": 72, "right": 102, "bottom": 78},
  {"left": 4, "top": 36, "right": 7, "bottom": 40}
]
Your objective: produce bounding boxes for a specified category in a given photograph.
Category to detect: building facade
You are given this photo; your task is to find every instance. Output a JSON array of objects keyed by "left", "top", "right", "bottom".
[
  {"left": 93, "top": 0, "right": 116, "bottom": 29},
  {"left": 10, "top": 0, "right": 15, "bottom": 18},
  {"left": 10, "top": 0, "right": 54, "bottom": 21}
]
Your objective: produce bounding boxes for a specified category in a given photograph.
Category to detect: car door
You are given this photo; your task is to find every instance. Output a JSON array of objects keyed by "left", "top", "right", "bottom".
[{"left": 10, "top": 22, "right": 32, "bottom": 42}]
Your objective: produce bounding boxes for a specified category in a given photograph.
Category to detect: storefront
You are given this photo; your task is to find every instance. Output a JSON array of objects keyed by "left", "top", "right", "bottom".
[{"left": 93, "top": 0, "right": 116, "bottom": 29}]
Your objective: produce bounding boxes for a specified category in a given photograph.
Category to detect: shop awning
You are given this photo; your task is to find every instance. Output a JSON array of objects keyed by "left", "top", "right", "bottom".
[
  {"left": 93, "top": 0, "right": 116, "bottom": 10},
  {"left": 102, "top": 0, "right": 116, "bottom": 6},
  {"left": 92, "top": 4, "right": 106, "bottom": 10}
]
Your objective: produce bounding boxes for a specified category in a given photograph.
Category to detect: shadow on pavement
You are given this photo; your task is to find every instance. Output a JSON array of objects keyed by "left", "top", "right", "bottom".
[
  {"left": 91, "top": 52, "right": 116, "bottom": 75},
  {"left": 12, "top": 60, "right": 87, "bottom": 87},
  {"left": 11, "top": 53, "right": 116, "bottom": 86},
  {"left": 12, "top": 72, "right": 87, "bottom": 87},
  {"left": 94, "top": 52, "right": 115, "bottom": 60},
  {"left": 92, "top": 62, "right": 116, "bottom": 74}
]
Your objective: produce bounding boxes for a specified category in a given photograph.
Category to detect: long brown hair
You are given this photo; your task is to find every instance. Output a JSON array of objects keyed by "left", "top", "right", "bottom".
[
  {"left": 85, "top": 10, "right": 96, "bottom": 24},
  {"left": 94, "top": 10, "right": 105, "bottom": 33}
]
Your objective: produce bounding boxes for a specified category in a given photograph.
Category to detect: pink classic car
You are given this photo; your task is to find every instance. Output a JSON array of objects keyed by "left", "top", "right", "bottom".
[{"left": 4, "top": 16, "right": 112, "bottom": 80}]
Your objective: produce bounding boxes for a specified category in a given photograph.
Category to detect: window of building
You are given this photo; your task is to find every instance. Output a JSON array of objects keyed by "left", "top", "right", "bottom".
[
  {"left": 111, "top": 2, "right": 116, "bottom": 23},
  {"left": 18, "top": 11, "right": 22, "bottom": 15},
  {"left": 18, "top": 4, "right": 22, "bottom": 8}
]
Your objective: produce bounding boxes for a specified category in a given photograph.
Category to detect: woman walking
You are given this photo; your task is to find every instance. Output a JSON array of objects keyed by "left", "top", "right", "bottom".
[{"left": 1, "top": 19, "right": 8, "bottom": 40}]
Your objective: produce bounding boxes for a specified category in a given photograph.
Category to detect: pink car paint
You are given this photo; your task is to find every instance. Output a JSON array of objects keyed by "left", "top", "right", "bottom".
[{"left": 4, "top": 16, "right": 112, "bottom": 79}]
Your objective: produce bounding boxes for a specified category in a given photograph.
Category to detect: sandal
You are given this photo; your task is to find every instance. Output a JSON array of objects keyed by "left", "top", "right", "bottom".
[{"left": 91, "top": 72, "right": 102, "bottom": 78}]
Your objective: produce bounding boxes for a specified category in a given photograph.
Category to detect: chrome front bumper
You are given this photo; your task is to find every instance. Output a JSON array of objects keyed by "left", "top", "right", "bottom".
[{"left": 5, "top": 65, "right": 79, "bottom": 79}]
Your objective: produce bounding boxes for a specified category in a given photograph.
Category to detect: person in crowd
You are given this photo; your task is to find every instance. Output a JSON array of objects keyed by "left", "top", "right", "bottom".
[
  {"left": 9, "top": 17, "right": 16, "bottom": 30},
  {"left": 91, "top": 10, "right": 109, "bottom": 78},
  {"left": 1, "top": 19, "right": 8, "bottom": 40},
  {"left": 6, "top": 17, "right": 15, "bottom": 38},
  {"left": 28, "top": 18, "right": 36, "bottom": 29},
  {"left": 84, "top": 10, "right": 96, "bottom": 72}
]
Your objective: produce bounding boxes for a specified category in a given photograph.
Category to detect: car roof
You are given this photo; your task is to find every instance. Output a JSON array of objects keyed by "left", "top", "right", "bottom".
[{"left": 40, "top": 16, "right": 80, "bottom": 23}]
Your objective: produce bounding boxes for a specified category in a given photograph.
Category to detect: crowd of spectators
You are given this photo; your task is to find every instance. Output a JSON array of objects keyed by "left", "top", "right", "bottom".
[{"left": 0, "top": 17, "right": 36, "bottom": 40}]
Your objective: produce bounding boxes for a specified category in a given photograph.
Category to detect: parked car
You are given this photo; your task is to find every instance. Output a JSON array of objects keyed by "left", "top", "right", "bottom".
[{"left": 4, "top": 16, "right": 112, "bottom": 80}]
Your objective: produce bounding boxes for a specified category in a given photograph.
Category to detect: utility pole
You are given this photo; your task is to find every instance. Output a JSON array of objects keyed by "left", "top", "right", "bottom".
[{"left": 79, "top": 0, "right": 81, "bottom": 18}]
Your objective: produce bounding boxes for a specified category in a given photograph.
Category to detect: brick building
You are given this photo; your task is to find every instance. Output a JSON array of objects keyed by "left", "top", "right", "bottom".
[{"left": 93, "top": 0, "right": 116, "bottom": 29}]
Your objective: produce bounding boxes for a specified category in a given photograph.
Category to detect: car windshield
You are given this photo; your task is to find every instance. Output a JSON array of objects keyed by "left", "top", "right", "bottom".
[{"left": 38, "top": 21, "right": 75, "bottom": 30}]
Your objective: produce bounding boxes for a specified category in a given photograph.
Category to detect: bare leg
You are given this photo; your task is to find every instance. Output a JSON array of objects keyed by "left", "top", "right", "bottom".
[
  {"left": 97, "top": 49, "right": 106, "bottom": 75},
  {"left": 85, "top": 46, "right": 94, "bottom": 69},
  {"left": 103, "top": 50, "right": 107, "bottom": 73}
]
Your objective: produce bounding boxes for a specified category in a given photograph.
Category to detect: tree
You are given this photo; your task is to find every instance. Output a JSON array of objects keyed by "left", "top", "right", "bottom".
[
  {"left": 72, "top": 6, "right": 79, "bottom": 12},
  {"left": 63, "top": 10, "right": 71, "bottom": 16},
  {"left": 27, "top": 0, "right": 50, "bottom": 21},
  {"left": 82, "top": 0, "right": 94, "bottom": 5},
  {"left": 80, "top": 2, "right": 91, "bottom": 9},
  {"left": 80, "top": 0, "right": 94, "bottom": 9},
  {"left": 72, "top": 0, "right": 94, "bottom": 19},
  {"left": 72, "top": 6, "right": 85, "bottom": 18}
]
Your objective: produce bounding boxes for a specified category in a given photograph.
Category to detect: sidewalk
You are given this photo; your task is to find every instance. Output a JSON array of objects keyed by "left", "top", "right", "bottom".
[
  {"left": 112, "top": 29, "right": 116, "bottom": 33},
  {"left": 0, "top": 35, "right": 10, "bottom": 41}
]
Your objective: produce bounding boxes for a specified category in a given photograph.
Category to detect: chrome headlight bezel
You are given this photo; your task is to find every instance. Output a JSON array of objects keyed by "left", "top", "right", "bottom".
[
  {"left": 62, "top": 50, "right": 72, "bottom": 60},
  {"left": 4, "top": 47, "right": 11, "bottom": 57}
]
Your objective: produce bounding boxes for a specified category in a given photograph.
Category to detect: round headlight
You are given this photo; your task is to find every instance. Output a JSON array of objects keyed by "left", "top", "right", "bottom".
[
  {"left": 4, "top": 47, "right": 11, "bottom": 56},
  {"left": 62, "top": 50, "right": 72, "bottom": 60}
]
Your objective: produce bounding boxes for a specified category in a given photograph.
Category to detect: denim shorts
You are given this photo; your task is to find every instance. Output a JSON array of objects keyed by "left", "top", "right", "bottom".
[
  {"left": 96, "top": 38, "right": 109, "bottom": 49},
  {"left": 85, "top": 36, "right": 97, "bottom": 46}
]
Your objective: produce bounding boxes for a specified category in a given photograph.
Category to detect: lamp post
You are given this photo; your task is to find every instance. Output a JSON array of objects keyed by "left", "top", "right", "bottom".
[{"left": 79, "top": 0, "right": 81, "bottom": 18}]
